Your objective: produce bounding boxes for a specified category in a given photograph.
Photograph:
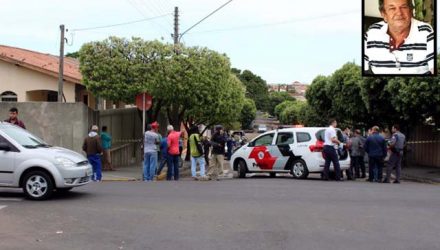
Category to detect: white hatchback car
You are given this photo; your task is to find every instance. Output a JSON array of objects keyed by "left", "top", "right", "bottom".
[
  {"left": 230, "top": 127, "right": 350, "bottom": 179},
  {"left": 0, "top": 122, "right": 93, "bottom": 200}
]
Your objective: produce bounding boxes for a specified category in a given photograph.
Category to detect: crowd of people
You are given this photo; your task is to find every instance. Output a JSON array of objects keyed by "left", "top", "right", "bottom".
[
  {"left": 142, "top": 122, "right": 241, "bottom": 182},
  {"left": 326, "top": 119, "right": 406, "bottom": 183},
  {"left": 3, "top": 107, "right": 407, "bottom": 184}
]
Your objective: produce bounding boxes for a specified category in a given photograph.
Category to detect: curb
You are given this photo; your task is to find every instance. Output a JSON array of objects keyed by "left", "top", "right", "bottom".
[
  {"left": 102, "top": 178, "right": 139, "bottom": 182},
  {"left": 401, "top": 175, "right": 440, "bottom": 185}
]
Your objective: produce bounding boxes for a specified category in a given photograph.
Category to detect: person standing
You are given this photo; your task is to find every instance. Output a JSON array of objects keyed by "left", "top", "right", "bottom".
[
  {"left": 365, "top": 126, "right": 387, "bottom": 182},
  {"left": 156, "top": 135, "right": 168, "bottom": 177},
  {"left": 82, "top": 125, "right": 103, "bottom": 182},
  {"left": 167, "top": 125, "right": 182, "bottom": 181},
  {"left": 5, "top": 107, "right": 26, "bottom": 129},
  {"left": 322, "top": 119, "right": 343, "bottom": 181},
  {"left": 143, "top": 124, "right": 160, "bottom": 182},
  {"left": 202, "top": 136, "right": 211, "bottom": 167},
  {"left": 189, "top": 126, "right": 206, "bottom": 180},
  {"left": 207, "top": 125, "right": 226, "bottom": 181},
  {"left": 342, "top": 127, "right": 353, "bottom": 180},
  {"left": 350, "top": 129, "right": 366, "bottom": 178},
  {"left": 383, "top": 124, "right": 406, "bottom": 183},
  {"left": 100, "top": 126, "right": 114, "bottom": 171}
]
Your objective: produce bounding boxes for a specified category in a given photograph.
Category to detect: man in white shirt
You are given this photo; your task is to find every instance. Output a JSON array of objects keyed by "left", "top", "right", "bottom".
[
  {"left": 323, "top": 119, "right": 342, "bottom": 181},
  {"left": 363, "top": 0, "right": 434, "bottom": 75}
]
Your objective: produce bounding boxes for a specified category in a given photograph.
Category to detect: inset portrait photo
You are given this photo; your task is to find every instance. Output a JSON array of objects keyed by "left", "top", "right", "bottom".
[{"left": 362, "top": 0, "right": 437, "bottom": 76}]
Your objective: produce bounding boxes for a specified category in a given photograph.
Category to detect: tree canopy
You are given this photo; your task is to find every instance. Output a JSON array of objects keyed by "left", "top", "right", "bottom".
[
  {"left": 79, "top": 37, "right": 245, "bottom": 130},
  {"left": 232, "top": 68, "right": 269, "bottom": 111},
  {"left": 304, "top": 61, "right": 440, "bottom": 129}
]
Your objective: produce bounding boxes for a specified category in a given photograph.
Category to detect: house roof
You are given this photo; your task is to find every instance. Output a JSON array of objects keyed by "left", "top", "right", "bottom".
[{"left": 0, "top": 45, "right": 81, "bottom": 83}]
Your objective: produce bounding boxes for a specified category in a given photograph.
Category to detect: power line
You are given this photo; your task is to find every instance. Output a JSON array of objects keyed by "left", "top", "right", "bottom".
[
  {"left": 180, "top": 0, "right": 234, "bottom": 41},
  {"left": 188, "top": 10, "right": 360, "bottom": 35},
  {"left": 70, "top": 13, "right": 172, "bottom": 32}
]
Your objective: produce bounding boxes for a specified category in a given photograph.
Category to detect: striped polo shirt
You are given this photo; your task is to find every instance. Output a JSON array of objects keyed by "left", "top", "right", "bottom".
[{"left": 364, "top": 18, "right": 434, "bottom": 75}]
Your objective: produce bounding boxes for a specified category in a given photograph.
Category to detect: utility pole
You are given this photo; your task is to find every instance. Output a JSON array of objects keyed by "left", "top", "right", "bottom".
[
  {"left": 173, "top": 7, "right": 179, "bottom": 52},
  {"left": 58, "top": 24, "right": 65, "bottom": 103}
]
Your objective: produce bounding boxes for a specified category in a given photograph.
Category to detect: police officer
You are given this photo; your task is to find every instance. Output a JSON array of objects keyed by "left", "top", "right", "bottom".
[
  {"left": 322, "top": 119, "right": 343, "bottom": 181},
  {"left": 383, "top": 124, "right": 406, "bottom": 184}
]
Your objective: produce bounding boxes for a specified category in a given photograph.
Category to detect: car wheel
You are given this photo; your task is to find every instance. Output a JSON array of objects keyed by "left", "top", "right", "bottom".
[
  {"left": 237, "top": 160, "right": 247, "bottom": 178},
  {"left": 22, "top": 171, "right": 54, "bottom": 200},
  {"left": 269, "top": 173, "right": 276, "bottom": 178},
  {"left": 291, "top": 159, "right": 309, "bottom": 179}
]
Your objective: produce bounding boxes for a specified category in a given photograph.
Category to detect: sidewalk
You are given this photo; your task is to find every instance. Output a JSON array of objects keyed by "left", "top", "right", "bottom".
[
  {"left": 102, "top": 163, "right": 440, "bottom": 184},
  {"left": 400, "top": 166, "right": 440, "bottom": 184},
  {"left": 102, "top": 162, "right": 233, "bottom": 181}
]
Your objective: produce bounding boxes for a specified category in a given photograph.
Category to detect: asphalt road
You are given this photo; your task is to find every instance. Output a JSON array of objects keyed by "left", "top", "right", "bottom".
[{"left": 0, "top": 178, "right": 439, "bottom": 250}]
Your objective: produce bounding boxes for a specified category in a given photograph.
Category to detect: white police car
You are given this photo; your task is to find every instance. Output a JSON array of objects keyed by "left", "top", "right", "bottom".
[{"left": 230, "top": 127, "right": 350, "bottom": 179}]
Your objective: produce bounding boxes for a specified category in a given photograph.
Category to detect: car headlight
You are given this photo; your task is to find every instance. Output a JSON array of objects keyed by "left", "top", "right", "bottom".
[{"left": 55, "top": 157, "right": 76, "bottom": 168}]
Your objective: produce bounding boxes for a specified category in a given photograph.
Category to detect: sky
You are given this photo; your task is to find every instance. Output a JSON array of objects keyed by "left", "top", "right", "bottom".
[{"left": 1, "top": 0, "right": 368, "bottom": 84}]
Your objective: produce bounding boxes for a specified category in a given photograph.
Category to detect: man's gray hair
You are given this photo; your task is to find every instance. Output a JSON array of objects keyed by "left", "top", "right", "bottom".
[
  {"left": 167, "top": 125, "right": 174, "bottom": 131},
  {"left": 379, "top": 0, "right": 414, "bottom": 12}
]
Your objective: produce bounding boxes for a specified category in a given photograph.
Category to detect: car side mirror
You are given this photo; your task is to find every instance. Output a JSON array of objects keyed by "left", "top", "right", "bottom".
[{"left": 0, "top": 142, "right": 11, "bottom": 151}]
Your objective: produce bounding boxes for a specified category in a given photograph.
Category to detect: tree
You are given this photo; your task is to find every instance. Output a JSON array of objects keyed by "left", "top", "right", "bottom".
[
  {"left": 79, "top": 37, "right": 245, "bottom": 131},
  {"left": 325, "top": 62, "right": 368, "bottom": 127},
  {"left": 279, "top": 101, "right": 306, "bottom": 125},
  {"left": 274, "top": 100, "right": 295, "bottom": 119},
  {"left": 386, "top": 76, "right": 440, "bottom": 127},
  {"left": 266, "top": 92, "right": 295, "bottom": 116},
  {"left": 240, "top": 98, "right": 257, "bottom": 129},
  {"left": 305, "top": 75, "right": 332, "bottom": 122},
  {"left": 232, "top": 68, "right": 269, "bottom": 111},
  {"left": 66, "top": 51, "right": 79, "bottom": 58}
]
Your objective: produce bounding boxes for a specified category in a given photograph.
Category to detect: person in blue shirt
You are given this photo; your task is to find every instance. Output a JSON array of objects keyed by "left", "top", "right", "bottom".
[
  {"left": 364, "top": 126, "right": 387, "bottom": 182},
  {"left": 101, "top": 126, "right": 114, "bottom": 171},
  {"left": 156, "top": 136, "right": 168, "bottom": 176}
]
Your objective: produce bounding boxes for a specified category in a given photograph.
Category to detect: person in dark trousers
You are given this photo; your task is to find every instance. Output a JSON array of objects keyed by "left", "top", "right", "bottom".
[
  {"left": 350, "top": 129, "right": 366, "bottom": 178},
  {"left": 364, "top": 126, "right": 387, "bottom": 182},
  {"left": 383, "top": 124, "right": 406, "bottom": 184},
  {"left": 5, "top": 107, "right": 26, "bottom": 129},
  {"left": 83, "top": 125, "right": 103, "bottom": 182},
  {"left": 207, "top": 125, "right": 227, "bottom": 181},
  {"left": 156, "top": 135, "right": 168, "bottom": 176},
  {"left": 202, "top": 136, "right": 211, "bottom": 167},
  {"left": 322, "top": 119, "right": 343, "bottom": 181},
  {"left": 166, "top": 125, "right": 182, "bottom": 181}
]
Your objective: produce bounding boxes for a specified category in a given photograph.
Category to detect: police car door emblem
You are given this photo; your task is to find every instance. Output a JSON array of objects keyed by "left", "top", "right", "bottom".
[
  {"left": 258, "top": 151, "right": 265, "bottom": 160},
  {"left": 407, "top": 53, "right": 413, "bottom": 61}
]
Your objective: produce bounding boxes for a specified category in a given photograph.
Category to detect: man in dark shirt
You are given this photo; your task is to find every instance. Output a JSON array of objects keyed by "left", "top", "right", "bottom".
[
  {"left": 5, "top": 107, "right": 26, "bottom": 129},
  {"left": 83, "top": 125, "right": 103, "bottom": 182},
  {"left": 364, "top": 126, "right": 387, "bottom": 182},
  {"left": 207, "top": 125, "right": 226, "bottom": 181}
]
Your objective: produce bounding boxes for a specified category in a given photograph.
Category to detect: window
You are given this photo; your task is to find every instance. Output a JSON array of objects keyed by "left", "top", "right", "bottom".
[
  {"left": 253, "top": 133, "right": 274, "bottom": 146},
  {"left": 1, "top": 91, "right": 17, "bottom": 102},
  {"left": 297, "top": 132, "right": 311, "bottom": 143},
  {"left": 276, "top": 132, "right": 294, "bottom": 145}
]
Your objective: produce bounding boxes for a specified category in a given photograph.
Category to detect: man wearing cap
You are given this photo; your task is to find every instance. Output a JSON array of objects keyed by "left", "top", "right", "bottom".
[
  {"left": 364, "top": 0, "right": 435, "bottom": 75},
  {"left": 83, "top": 125, "right": 103, "bottom": 182}
]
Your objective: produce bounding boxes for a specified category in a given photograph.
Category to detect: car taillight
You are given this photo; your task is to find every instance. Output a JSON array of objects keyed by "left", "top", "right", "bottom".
[{"left": 309, "top": 140, "right": 324, "bottom": 152}]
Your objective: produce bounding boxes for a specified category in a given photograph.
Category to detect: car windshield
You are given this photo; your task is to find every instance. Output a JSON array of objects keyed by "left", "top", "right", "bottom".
[{"left": 1, "top": 125, "right": 50, "bottom": 148}]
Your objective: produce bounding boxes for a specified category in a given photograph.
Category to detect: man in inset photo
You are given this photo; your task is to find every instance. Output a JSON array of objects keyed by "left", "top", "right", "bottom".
[{"left": 363, "top": 0, "right": 435, "bottom": 75}]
